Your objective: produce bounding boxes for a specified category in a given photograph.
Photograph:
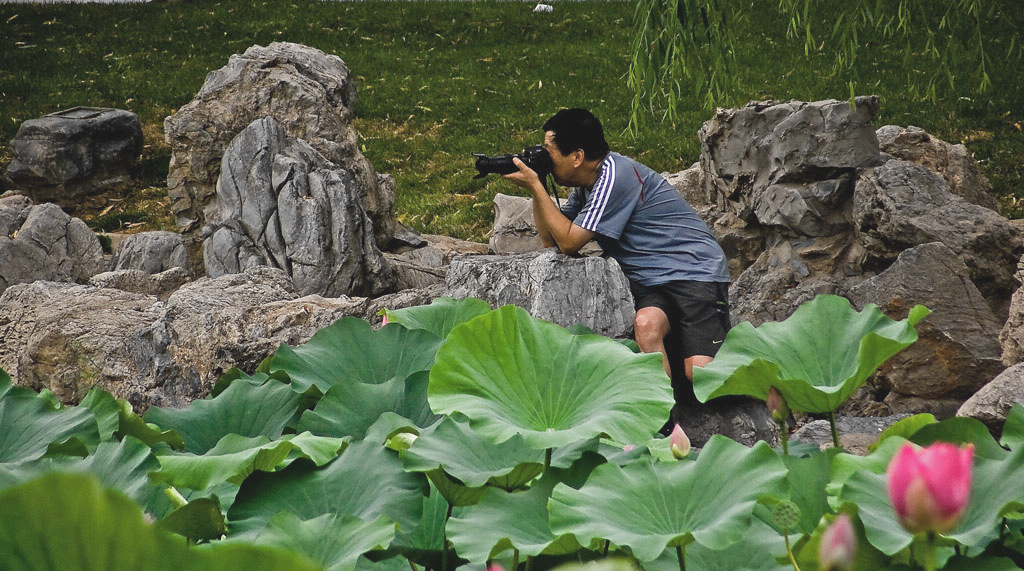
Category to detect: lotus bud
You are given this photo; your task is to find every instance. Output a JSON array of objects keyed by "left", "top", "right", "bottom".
[
  {"left": 669, "top": 424, "right": 690, "bottom": 459},
  {"left": 818, "top": 513, "right": 856, "bottom": 571},
  {"left": 381, "top": 313, "right": 389, "bottom": 326},
  {"left": 766, "top": 386, "right": 789, "bottom": 424},
  {"left": 886, "top": 442, "right": 973, "bottom": 535}
]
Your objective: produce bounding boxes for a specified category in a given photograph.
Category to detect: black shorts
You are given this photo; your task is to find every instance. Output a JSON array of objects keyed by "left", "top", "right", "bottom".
[{"left": 629, "top": 280, "right": 731, "bottom": 359}]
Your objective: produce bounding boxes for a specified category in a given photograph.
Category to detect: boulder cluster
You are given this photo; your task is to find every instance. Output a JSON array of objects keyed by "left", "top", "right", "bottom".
[{"left": 3, "top": 42, "right": 1024, "bottom": 446}]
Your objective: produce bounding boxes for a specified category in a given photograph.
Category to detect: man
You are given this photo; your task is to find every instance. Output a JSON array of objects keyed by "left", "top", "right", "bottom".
[{"left": 502, "top": 108, "right": 731, "bottom": 421}]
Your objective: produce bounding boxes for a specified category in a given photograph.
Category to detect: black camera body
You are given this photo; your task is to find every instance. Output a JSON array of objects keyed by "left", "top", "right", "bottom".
[{"left": 472, "top": 145, "right": 553, "bottom": 180}]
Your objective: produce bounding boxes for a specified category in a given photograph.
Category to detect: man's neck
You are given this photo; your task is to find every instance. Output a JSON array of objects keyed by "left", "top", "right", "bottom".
[{"left": 577, "top": 154, "right": 607, "bottom": 188}]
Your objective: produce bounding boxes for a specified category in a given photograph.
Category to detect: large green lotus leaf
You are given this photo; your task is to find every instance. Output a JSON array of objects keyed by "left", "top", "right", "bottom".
[
  {"left": 447, "top": 474, "right": 581, "bottom": 565},
  {"left": 549, "top": 435, "right": 788, "bottom": 562},
  {"left": 402, "top": 417, "right": 545, "bottom": 489},
  {"left": 79, "top": 387, "right": 120, "bottom": 442},
  {"left": 871, "top": 413, "right": 937, "bottom": 453},
  {"left": 116, "top": 398, "right": 185, "bottom": 450},
  {"left": 643, "top": 518, "right": 790, "bottom": 571},
  {"left": 841, "top": 444, "right": 1024, "bottom": 555},
  {"left": 909, "top": 416, "right": 1009, "bottom": 460},
  {"left": 0, "top": 436, "right": 160, "bottom": 509},
  {"left": 297, "top": 371, "right": 440, "bottom": 440},
  {"left": 261, "top": 317, "right": 442, "bottom": 392},
  {"left": 153, "top": 432, "right": 347, "bottom": 490},
  {"left": 429, "top": 304, "right": 672, "bottom": 449},
  {"left": 227, "top": 439, "right": 424, "bottom": 535},
  {"left": 382, "top": 297, "right": 492, "bottom": 339},
  {"left": 241, "top": 512, "right": 395, "bottom": 571},
  {"left": 1001, "top": 403, "right": 1024, "bottom": 451},
  {"left": 391, "top": 480, "right": 467, "bottom": 569},
  {"left": 158, "top": 498, "right": 227, "bottom": 542},
  {"left": 0, "top": 387, "right": 101, "bottom": 464},
  {"left": 826, "top": 436, "right": 905, "bottom": 501},
  {"left": 0, "top": 472, "right": 321, "bottom": 571},
  {"left": 692, "top": 295, "right": 929, "bottom": 413},
  {"left": 145, "top": 376, "right": 304, "bottom": 454}
]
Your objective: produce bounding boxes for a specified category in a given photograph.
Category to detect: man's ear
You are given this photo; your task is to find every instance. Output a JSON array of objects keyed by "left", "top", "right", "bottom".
[{"left": 572, "top": 149, "right": 585, "bottom": 167}]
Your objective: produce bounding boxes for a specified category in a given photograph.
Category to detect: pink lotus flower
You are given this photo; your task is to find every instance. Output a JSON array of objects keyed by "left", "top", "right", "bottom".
[
  {"left": 669, "top": 424, "right": 690, "bottom": 459},
  {"left": 886, "top": 442, "right": 973, "bottom": 535},
  {"left": 818, "top": 513, "right": 856, "bottom": 571}
]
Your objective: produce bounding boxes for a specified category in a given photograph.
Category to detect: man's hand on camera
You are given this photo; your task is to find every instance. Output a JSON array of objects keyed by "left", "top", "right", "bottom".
[{"left": 502, "top": 157, "right": 543, "bottom": 192}]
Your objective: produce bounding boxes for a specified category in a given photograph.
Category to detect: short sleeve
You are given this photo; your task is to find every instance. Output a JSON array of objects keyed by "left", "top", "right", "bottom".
[{"left": 572, "top": 156, "right": 640, "bottom": 239}]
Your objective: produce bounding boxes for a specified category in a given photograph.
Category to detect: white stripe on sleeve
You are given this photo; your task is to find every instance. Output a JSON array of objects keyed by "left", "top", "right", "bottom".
[{"left": 581, "top": 156, "right": 615, "bottom": 230}]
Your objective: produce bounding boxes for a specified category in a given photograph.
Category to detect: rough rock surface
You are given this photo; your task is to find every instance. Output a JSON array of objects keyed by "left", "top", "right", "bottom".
[
  {"left": 89, "top": 267, "right": 191, "bottom": 300},
  {"left": 673, "top": 397, "right": 779, "bottom": 448},
  {"left": 109, "top": 231, "right": 188, "bottom": 274},
  {"left": 0, "top": 267, "right": 353, "bottom": 409},
  {"left": 202, "top": 117, "right": 393, "bottom": 297},
  {"left": 791, "top": 415, "right": 909, "bottom": 455},
  {"left": 957, "top": 363, "right": 1024, "bottom": 433},
  {"left": 876, "top": 124, "right": 998, "bottom": 211},
  {"left": 6, "top": 107, "right": 142, "bottom": 204},
  {"left": 698, "top": 96, "right": 880, "bottom": 227},
  {"left": 164, "top": 42, "right": 412, "bottom": 257},
  {"left": 386, "top": 234, "right": 488, "bottom": 291},
  {"left": 846, "top": 242, "right": 1005, "bottom": 418},
  {"left": 853, "top": 159, "right": 1022, "bottom": 308},
  {"left": 443, "top": 250, "right": 635, "bottom": 338},
  {"left": 490, "top": 193, "right": 545, "bottom": 254},
  {"left": 0, "top": 196, "right": 104, "bottom": 294}
]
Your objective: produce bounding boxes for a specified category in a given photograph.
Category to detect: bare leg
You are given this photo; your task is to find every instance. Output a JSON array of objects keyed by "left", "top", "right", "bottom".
[
  {"left": 634, "top": 307, "right": 672, "bottom": 378},
  {"left": 684, "top": 355, "right": 714, "bottom": 383}
]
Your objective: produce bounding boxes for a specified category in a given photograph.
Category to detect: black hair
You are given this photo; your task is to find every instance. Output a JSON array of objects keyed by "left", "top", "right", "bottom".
[{"left": 542, "top": 108, "right": 610, "bottom": 161}]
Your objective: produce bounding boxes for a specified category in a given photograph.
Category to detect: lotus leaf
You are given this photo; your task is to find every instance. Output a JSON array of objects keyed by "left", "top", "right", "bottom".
[
  {"left": 145, "top": 375, "right": 304, "bottom": 454},
  {"left": 693, "top": 295, "right": 929, "bottom": 413},
  {"left": 548, "top": 435, "right": 787, "bottom": 562},
  {"left": 429, "top": 304, "right": 672, "bottom": 449},
  {"left": 0, "top": 472, "right": 320, "bottom": 570},
  {"left": 261, "top": 317, "right": 442, "bottom": 391},
  {"left": 382, "top": 296, "right": 492, "bottom": 339},
  {"left": 297, "top": 371, "right": 439, "bottom": 439}
]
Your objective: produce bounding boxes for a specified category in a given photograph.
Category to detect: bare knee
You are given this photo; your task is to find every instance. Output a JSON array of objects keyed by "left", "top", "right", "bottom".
[{"left": 634, "top": 307, "right": 670, "bottom": 349}]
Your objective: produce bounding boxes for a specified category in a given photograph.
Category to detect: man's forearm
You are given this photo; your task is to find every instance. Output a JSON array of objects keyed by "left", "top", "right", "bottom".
[
  {"left": 529, "top": 184, "right": 593, "bottom": 254},
  {"left": 531, "top": 186, "right": 556, "bottom": 248}
]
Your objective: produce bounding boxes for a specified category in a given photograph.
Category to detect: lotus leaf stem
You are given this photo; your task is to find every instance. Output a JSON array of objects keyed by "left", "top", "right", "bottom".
[
  {"left": 676, "top": 545, "right": 686, "bottom": 571},
  {"left": 829, "top": 411, "right": 840, "bottom": 448},
  {"left": 783, "top": 533, "right": 801, "bottom": 571}
]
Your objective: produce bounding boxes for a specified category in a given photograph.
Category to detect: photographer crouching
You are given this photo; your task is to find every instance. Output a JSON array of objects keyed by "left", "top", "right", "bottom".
[{"left": 499, "top": 108, "right": 731, "bottom": 430}]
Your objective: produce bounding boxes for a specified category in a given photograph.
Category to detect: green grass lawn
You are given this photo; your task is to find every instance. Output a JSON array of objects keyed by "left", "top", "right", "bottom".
[{"left": 1, "top": 1, "right": 1021, "bottom": 242}]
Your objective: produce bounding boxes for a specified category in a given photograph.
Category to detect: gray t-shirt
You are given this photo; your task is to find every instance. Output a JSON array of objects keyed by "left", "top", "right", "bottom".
[{"left": 560, "top": 152, "right": 730, "bottom": 286}]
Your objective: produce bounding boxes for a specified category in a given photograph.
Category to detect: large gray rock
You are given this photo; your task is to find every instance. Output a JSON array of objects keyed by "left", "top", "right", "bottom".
[
  {"left": 385, "top": 234, "right": 488, "bottom": 291},
  {"left": 0, "top": 267, "right": 369, "bottom": 409},
  {"left": 876, "top": 125, "right": 998, "bottom": 211},
  {"left": 6, "top": 107, "right": 142, "bottom": 204},
  {"left": 729, "top": 234, "right": 867, "bottom": 326},
  {"left": 443, "top": 250, "right": 635, "bottom": 338},
  {"left": 672, "top": 397, "right": 779, "bottom": 448},
  {"left": 89, "top": 267, "right": 190, "bottom": 300},
  {"left": 109, "top": 231, "right": 188, "bottom": 274},
  {"left": 1000, "top": 282, "right": 1024, "bottom": 366},
  {"left": 0, "top": 197, "right": 104, "bottom": 294},
  {"left": 846, "top": 242, "right": 1005, "bottom": 418},
  {"left": 203, "top": 117, "right": 394, "bottom": 297},
  {"left": 490, "top": 193, "right": 545, "bottom": 254},
  {"left": 164, "top": 42, "right": 414, "bottom": 258},
  {"left": 698, "top": 97, "right": 880, "bottom": 230},
  {"left": 957, "top": 363, "right": 1024, "bottom": 434},
  {"left": 853, "top": 159, "right": 1022, "bottom": 309}
]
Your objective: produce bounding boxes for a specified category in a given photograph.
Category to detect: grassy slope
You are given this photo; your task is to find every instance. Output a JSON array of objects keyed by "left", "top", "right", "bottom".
[{"left": 1, "top": 1, "right": 1021, "bottom": 241}]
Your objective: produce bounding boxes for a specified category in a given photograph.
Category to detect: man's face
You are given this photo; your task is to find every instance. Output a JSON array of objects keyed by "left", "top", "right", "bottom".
[{"left": 544, "top": 131, "right": 580, "bottom": 186}]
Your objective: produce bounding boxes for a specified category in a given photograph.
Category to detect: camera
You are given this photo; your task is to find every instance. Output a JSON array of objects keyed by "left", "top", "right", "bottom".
[{"left": 472, "top": 145, "right": 553, "bottom": 180}]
